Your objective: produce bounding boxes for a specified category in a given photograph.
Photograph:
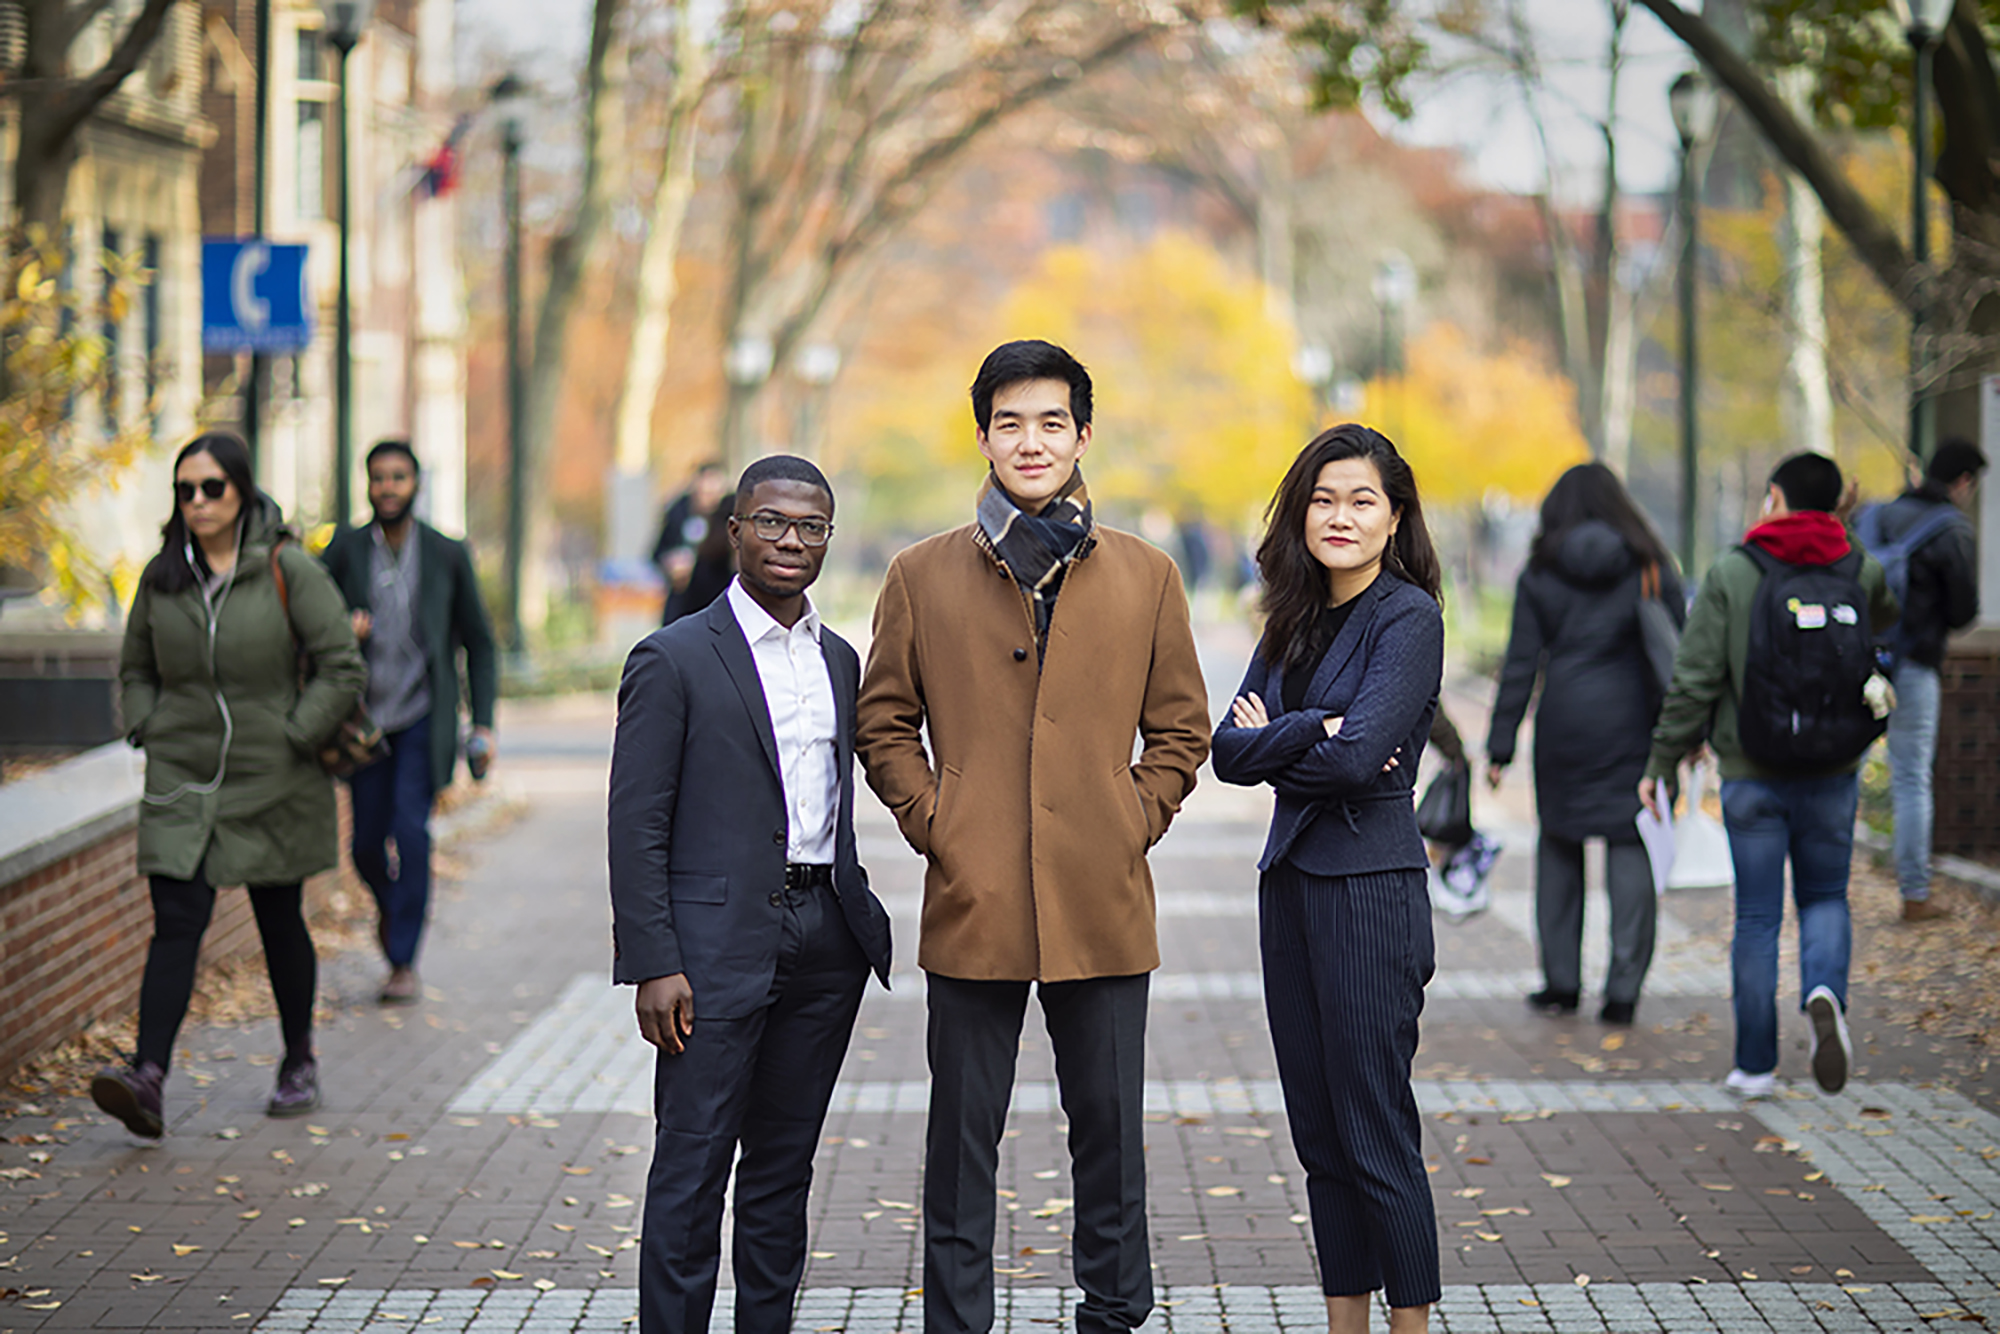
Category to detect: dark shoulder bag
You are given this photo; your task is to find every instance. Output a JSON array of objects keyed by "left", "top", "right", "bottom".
[{"left": 270, "top": 541, "right": 388, "bottom": 777}]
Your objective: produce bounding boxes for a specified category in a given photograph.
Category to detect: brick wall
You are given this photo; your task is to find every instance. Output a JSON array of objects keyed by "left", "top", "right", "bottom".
[
  {"left": 0, "top": 793, "right": 352, "bottom": 1082},
  {"left": 1936, "top": 630, "right": 2000, "bottom": 860}
]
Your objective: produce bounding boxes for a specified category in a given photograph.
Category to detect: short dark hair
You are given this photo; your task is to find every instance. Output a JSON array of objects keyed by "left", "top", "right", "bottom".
[
  {"left": 970, "top": 339, "right": 1092, "bottom": 434},
  {"left": 1928, "top": 438, "right": 1988, "bottom": 486},
  {"left": 1769, "top": 451, "right": 1843, "bottom": 513},
  {"left": 736, "top": 454, "right": 834, "bottom": 512},
  {"left": 367, "top": 439, "right": 420, "bottom": 474}
]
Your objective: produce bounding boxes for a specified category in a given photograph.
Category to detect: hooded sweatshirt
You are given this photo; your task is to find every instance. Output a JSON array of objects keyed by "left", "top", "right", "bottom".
[{"left": 1645, "top": 511, "right": 1899, "bottom": 783}]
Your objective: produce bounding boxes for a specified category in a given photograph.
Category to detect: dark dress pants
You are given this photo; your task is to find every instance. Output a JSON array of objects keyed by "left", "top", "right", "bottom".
[
  {"left": 924, "top": 972, "right": 1151, "bottom": 1334},
  {"left": 347, "top": 716, "right": 435, "bottom": 967},
  {"left": 1261, "top": 863, "right": 1440, "bottom": 1309},
  {"left": 1534, "top": 833, "right": 1657, "bottom": 1005},
  {"left": 640, "top": 876, "right": 868, "bottom": 1334}
]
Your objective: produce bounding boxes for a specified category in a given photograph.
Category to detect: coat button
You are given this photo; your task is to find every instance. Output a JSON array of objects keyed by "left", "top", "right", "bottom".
[
  {"left": 769, "top": 892, "right": 782, "bottom": 906},
  {"left": 772, "top": 830, "right": 785, "bottom": 845},
  {"left": 1013, "top": 648, "right": 1027, "bottom": 661}
]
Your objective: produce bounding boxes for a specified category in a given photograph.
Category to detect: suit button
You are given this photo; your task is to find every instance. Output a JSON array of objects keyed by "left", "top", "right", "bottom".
[
  {"left": 1013, "top": 648, "right": 1027, "bottom": 661},
  {"left": 772, "top": 830, "right": 785, "bottom": 845},
  {"left": 770, "top": 892, "right": 782, "bottom": 906}
]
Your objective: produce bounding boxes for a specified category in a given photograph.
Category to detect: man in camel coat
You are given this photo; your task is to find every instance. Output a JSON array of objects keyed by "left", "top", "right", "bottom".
[{"left": 857, "top": 339, "right": 1210, "bottom": 1334}]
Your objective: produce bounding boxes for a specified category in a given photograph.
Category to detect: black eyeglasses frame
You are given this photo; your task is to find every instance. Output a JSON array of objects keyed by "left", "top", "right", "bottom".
[
  {"left": 175, "top": 478, "right": 230, "bottom": 504},
  {"left": 736, "top": 511, "right": 834, "bottom": 546}
]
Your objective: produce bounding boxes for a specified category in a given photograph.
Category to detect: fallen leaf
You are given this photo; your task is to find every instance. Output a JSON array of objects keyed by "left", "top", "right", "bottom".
[
  {"left": 1700, "top": 1183, "right": 1735, "bottom": 1192},
  {"left": 238, "top": 1210, "right": 261, "bottom": 1221},
  {"left": 1464, "top": 1156, "right": 1492, "bottom": 1165},
  {"left": 1203, "top": 1186, "right": 1240, "bottom": 1197},
  {"left": 809, "top": 1251, "right": 836, "bottom": 1259},
  {"left": 1860, "top": 1107, "right": 1892, "bottom": 1119},
  {"left": 533, "top": 1280, "right": 557, "bottom": 1292},
  {"left": 1541, "top": 1174, "right": 1571, "bottom": 1188},
  {"left": 1476, "top": 1232, "right": 1503, "bottom": 1242},
  {"left": 562, "top": 1166, "right": 593, "bottom": 1176},
  {"left": 1032, "top": 1170, "right": 1059, "bottom": 1180},
  {"left": 318, "top": 1277, "right": 348, "bottom": 1286},
  {"left": 552, "top": 1224, "right": 576, "bottom": 1233},
  {"left": 1910, "top": 1215, "right": 1953, "bottom": 1224},
  {"left": 287, "top": 1219, "right": 306, "bottom": 1228},
  {"left": 1574, "top": 1275, "right": 1590, "bottom": 1287},
  {"left": 412, "top": 1236, "right": 429, "bottom": 1245},
  {"left": 172, "top": 1244, "right": 200, "bottom": 1257},
  {"left": 491, "top": 1270, "right": 523, "bottom": 1281},
  {"left": 1518, "top": 1298, "right": 1539, "bottom": 1307},
  {"left": 453, "top": 1242, "right": 483, "bottom": 1250},
  {"left": 1175, "top": 1233, "right": 1207, "bottom": 1242},
  {"left": 1791, "top": 1266, "right": 1814, "bottom": 1275},
  {"left": 306, "top": 1125, "right": 331, "bottom": 1136},
  {"left": 23, "top": 1302, "right": 61, "bottom": 1311},
  {"left": 1288, "top": 1213, "right": 1308, "bottom": 1224},
  {"left": 1599, "top": 1033, "right": 1625, "bottom": 1051},
  {"left": 1451, "top": 1188, "right": 1485, "bottom": 1199}
]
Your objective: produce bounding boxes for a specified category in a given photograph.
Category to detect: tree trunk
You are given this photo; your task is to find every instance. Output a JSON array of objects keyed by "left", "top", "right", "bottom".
[
  {"left": 1776, "top": 69, "right": 1833, "bottom": 460},
  {"left": 517, "top": 0, "right": 628, "bottom": 636},
  {"left": 606, "top": 4, "right": 711, "bottom": 562}
]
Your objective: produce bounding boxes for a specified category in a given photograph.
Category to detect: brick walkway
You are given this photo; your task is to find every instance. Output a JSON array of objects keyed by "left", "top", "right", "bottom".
[{"left": 3, "top": 624, "right": 1997, "bottom": 1333}]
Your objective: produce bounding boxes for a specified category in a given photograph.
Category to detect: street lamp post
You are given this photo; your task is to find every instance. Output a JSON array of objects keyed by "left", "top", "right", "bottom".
[
  {"left": 318, "top": 0, "right": 375, "bottom": 531},
  {"left": 1670, "top": 70, "right": 1719, "bottom": 578},
  {"left": 491, "top": 73, "right": 529, "bottom": 656},
  {"left": 1291, "top": 343, "right": 1334, "bottom": 429},
  {"left": 1894, "top": 0, "right": 1956, "bottom": 464},
  {"left": 793, "top": 342, "right": 841, "bottom": 457},
  {"left": 1371, "top": 253, "right": 1416, "bottom": 440},
  {"left": 721, "top": 334, "right": 774, "bottom": 470}
]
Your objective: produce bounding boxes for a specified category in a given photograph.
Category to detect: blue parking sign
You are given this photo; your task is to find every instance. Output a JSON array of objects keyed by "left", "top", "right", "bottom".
[{"left": 202, "top": 239, "right": 313, "bottom": 354}]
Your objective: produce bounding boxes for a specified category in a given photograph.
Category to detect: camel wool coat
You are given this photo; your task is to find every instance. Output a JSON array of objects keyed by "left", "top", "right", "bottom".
[{"left": 857, "top": 521, "right": 1210, "bottom": 982}]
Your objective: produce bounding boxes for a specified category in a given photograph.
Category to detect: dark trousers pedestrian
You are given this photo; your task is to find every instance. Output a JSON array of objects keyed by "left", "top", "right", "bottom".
[
  {"left": 1260, "top": 863, "right": 1440, "bottom": 1310},
  {"left": 639, "top": 872, "right": 868, "bottom": 1334},
  {"left": 136, "top": 865, "right": 315, "bottom": 1073},
  {"left": 924, "top": 972, "right": 1151, "bottom": 1334},
  {"left": 1534, "top": 833, "right": 1657, "bottom": 1005},
  {"left": 348, "top": 716, "right": 435, "bottom": 967}
]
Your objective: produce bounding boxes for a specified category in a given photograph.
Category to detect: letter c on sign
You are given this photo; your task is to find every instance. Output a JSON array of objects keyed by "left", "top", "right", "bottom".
[{"left": 230, "top": 242, "right": 271, "bottom": 334}]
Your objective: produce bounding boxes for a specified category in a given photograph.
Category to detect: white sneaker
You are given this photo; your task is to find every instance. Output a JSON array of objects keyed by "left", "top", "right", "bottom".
[
  {"left": 1724, "top": 1068, "right": 1777, "bottom": 1098},
  {"left": 1806, "top": 985, "right": 1852, "bottom": 1094}
]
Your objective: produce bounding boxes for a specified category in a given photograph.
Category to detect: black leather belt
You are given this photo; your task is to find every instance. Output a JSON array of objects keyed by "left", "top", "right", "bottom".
[{"left": 785, "top": 863, "right": 833, "bottom": 890}]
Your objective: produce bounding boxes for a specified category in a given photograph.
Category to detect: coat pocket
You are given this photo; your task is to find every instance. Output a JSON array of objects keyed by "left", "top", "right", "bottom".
[
  {"left": 1112, "top": 764, "right": 1152, "bottom": 851},
  {"left": 668, "top": 873, "right": 728, "bottom": 904}
]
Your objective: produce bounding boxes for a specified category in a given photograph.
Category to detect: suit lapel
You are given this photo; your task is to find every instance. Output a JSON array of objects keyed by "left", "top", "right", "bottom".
[
  {"left": 707, "top": 596, "right": 783, "bottom": 779},
  {"left": 1301, "top": 576, "right": 1387, "bottom": 705},
  {"left": 824, "top": 633, "right": 856, "bottom": 789}
]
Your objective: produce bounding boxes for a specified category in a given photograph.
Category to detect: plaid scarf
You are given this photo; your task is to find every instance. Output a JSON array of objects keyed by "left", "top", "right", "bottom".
[{"left": 974, "top": 467, "right": 1093, "bottom": 663}]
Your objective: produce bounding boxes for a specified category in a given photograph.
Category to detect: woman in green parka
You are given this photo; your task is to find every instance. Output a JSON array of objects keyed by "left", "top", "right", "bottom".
[{"left": 90, "top": 433, "right": 365, "bottom": 1138}]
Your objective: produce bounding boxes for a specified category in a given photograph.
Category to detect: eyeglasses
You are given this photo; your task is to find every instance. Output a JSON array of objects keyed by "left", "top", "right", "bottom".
[
  {"left": 175, "top": 478, "right": 230, "bottom": 504},
  {"left": 737, "top": 512, "right": 833, "bottom": 546}
]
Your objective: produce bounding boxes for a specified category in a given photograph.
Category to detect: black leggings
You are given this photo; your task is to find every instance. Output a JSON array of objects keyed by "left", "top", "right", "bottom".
[{"left": 135, "top": 868, "right": 316, "bottom": 1073}]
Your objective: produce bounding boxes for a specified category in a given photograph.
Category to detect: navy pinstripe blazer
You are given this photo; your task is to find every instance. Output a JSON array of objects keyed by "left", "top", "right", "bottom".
[{"left": 1212, "top": 572, "right": 1444, "bottom": 877}]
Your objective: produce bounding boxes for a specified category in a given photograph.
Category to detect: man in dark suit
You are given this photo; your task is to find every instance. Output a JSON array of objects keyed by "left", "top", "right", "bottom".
[
  {"left": 609, "top": 454, "right": 892, "bottom": 1334},
  {"left": 320, "top": 441, "right": 499, "bottom": 1004}
]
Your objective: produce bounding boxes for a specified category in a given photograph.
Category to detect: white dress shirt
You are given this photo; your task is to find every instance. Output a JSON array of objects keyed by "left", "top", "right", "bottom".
[{"left": 727, "top": 577, "right": 840, "bottom": 864}]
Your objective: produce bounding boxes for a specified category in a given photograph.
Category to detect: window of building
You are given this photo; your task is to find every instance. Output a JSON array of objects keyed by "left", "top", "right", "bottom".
[
  {"left": 101, "top": 226, "right": 121, "bottom": 435},
  {"left": 297, "top": 100, "right": 326, "bottom": 220},
  {"left": 297, "top": 27, "right": 321, "bottom": 82}
]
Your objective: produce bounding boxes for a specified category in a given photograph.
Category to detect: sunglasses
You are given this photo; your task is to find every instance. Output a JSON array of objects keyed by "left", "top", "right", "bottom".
[
  {"left": 737, "top": 512, "right": 833, "bottom": 546},
  {"left": 175, "top": 478, "right": 230, "bottom": 504}
]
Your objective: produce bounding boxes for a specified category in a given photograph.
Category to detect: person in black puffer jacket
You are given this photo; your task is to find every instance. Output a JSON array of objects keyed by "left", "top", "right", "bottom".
[{"left": 1486, "top": 463, "right": 1685, "bottom": 1025}]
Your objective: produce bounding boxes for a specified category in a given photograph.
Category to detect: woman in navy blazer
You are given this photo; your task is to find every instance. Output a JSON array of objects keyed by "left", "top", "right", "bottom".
[{"left": 1213, "top": 424, "right": 1444, "bottom": 1333}]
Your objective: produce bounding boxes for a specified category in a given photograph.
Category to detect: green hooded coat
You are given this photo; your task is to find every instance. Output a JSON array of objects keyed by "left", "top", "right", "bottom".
[{"left": 119, "top": 500, "right": 367, "bottom": 886}]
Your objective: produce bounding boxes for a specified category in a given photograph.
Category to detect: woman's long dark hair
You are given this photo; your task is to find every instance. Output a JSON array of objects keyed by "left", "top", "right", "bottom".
[
  {"left": 146, "top": 432, "right": 258, "bottom": 594},
  {"left": 1256, "top": 423, "right": 1442, "bottom": 666},
  {"left": 1529, "top": 462, "right": 1674, "bottom": 576}
]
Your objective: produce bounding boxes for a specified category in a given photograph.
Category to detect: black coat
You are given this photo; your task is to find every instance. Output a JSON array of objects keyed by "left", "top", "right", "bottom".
[
  {"left": 1485, "top": 521, "right": 1685, "bottom": 842},
  {"left": 607, "top": 594, "right": 892, "bottom": 1015}
]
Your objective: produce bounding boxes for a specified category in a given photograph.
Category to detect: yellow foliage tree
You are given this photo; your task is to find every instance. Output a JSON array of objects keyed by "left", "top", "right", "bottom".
[
  {"left": 834, "top": 234, "right": 1310, "bottom": 535},
  {"left": 0, "top": 239, "right": 154, "bottom": 614},
  {"left": 1361, "top": 322, "right": 1590, "bottom": 509}
]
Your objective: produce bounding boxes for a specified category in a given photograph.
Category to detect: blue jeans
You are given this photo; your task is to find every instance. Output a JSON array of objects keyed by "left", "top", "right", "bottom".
[
  {"left": 348, "top": 716, "right": 435, "bottom": 968},
  {"left": 1886, "top": 661, "right": 1942, "bottom": 901},
  {"left": 1720, "top": 774, "right": 1857, "bottom": 1077}
]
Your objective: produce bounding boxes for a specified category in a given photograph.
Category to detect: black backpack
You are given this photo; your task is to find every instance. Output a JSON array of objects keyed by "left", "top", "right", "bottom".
[{"left": 1736, "top": 544, "right": 1886, "bottom": 772}]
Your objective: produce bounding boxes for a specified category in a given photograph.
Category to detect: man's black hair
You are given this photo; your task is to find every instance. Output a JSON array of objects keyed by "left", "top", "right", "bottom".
[
  {"left": 736, "top": 454, "right": 834, "bottom": 512},
  {"left": 1928, "top": 438, "right": 1989, "bottom": 486},
  {"left": 1768, "top": 451, "right": 1843, "bottom": 513},
  {"left": 969, "top": 339, "right": 1092, "bottom": 434},
  {"left": 367, "top": 439, "right": 421, "bottom": 474}
]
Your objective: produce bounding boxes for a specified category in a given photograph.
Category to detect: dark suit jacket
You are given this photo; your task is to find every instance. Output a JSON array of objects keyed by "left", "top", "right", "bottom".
[
  {"left": 1211, "top": 572, "right": 1442, "bottom": 877},
  {"left": 607, "top": 594, "right": 892, "bottom": 1019},
  {"left": 320, "top": 521, "right": 499, "bottom": 794}
]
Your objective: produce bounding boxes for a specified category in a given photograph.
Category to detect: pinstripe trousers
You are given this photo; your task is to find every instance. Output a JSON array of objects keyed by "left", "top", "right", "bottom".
[{"left": 1261, "top": 862, "right": 1441, "bottom": 1309}]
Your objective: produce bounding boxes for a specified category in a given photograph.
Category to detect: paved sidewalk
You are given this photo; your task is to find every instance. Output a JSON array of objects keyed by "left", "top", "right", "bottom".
[{"left": 3, "top": 622, "right": 1998, "bottom": 1333}]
